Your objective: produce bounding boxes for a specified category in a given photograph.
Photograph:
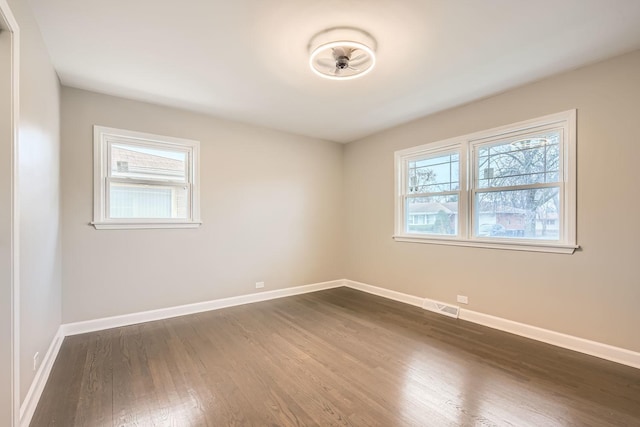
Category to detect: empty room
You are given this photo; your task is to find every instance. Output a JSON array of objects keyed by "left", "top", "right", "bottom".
[{"left": 2, "top": 0, "right": 640, "bottom": 426}]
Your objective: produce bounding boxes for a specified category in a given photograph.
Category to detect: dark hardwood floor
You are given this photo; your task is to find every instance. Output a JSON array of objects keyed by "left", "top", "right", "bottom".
[{"left": 31, "top": 287, "right": 640, "bottom": 426}]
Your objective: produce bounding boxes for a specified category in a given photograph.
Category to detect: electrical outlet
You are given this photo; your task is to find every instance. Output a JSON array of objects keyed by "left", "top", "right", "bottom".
[
  {"left": 456, "top": 295, "right": 469, "bottom": 304},
  {"left": 255, "top": 281, "right": 265, "bottom": 289},
  {"left": 33, "top": 352, "right": 39, "bottom": 371}
]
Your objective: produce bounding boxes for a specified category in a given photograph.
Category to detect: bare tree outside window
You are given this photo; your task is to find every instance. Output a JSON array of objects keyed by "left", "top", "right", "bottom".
[
  {"left": 394, "top": 110, "right": 576, "bottom": 253},
  {"left": 475, "top": 131, "right": 561, "bottom": 239}
]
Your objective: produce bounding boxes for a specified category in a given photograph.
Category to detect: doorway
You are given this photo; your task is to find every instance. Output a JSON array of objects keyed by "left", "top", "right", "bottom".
[{"left": 0, "top": 1, "right": 19, "bottom": 425}]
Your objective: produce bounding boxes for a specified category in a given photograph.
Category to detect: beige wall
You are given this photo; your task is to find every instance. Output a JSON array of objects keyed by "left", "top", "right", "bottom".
[
  {"left": 344, "top": 50, "right": 640, "bottom": 352},
  {"left": 6, "top": 0, "right": 62, "bottom": 407},
  {"left": 61, "top": 87, "right": 344, "bottom": 323}
]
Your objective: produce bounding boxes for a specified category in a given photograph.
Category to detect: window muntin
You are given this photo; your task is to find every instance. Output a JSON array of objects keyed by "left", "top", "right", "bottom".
[
  {"left": 476, "top": 130, "right": 560, "bottom": 189},
  {"left": 472, "top": 129, "right": 563, "bottom": 241},
  {"left": 407, "top": 152, "right": 460, "bottom": 193},
  {"left": 404, "top": 150, "right": 461, "bottom": 237},
  {"left": 394, "top": 110, "right": 577, "bottom": 253},
  {"left": 93, "top": 126, "right": 201, "bottom": 229}
]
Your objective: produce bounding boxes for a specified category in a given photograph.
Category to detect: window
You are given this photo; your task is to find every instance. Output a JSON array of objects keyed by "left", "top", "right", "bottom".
[
  {"left": 93, "top": 126, "right": 201, "bottom": 229},
  {"left": 405, "top": 150, "right": 460, "bottom": 236},
  {"left": 394, "top": 110, "right": 577, "bottom": 253}
]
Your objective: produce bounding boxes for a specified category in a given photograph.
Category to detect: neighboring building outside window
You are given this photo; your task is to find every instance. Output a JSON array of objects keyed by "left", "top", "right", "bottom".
[
  {"left": 92, "top": 126, "right": 201, "bottom": 229},
  {"left": 394, "top": 110, "right": 577, "bottom": 254}
]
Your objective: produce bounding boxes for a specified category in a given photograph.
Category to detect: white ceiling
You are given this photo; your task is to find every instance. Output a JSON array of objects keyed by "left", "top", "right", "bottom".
[{"left": 28, "top": 0, "right": 640, "bottom": 143}]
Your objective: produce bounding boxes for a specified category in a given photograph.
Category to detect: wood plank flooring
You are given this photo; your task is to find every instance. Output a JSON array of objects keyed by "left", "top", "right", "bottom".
[{"left": 31, "top": 287, "right": 640, "bottom": 426}]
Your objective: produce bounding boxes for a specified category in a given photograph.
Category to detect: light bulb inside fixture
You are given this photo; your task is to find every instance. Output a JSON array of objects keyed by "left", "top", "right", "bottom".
[
  {"left": 308, "top": 27, "right": 377, "bottom": 80},
  {"left": 309, "top": 41, "right": 376, "bottom": 80}
]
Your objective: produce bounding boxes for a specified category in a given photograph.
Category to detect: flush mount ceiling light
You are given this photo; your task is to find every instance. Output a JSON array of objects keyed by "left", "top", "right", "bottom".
[{"left": 308, "top": 27, "right": 377, "bottom": 80}]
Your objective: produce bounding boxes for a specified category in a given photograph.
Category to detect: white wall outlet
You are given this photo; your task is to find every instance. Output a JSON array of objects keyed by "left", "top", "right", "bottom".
[
  {"left": 457, "top": 295, "right": 469, "bottom": 304},
  {"left": 255, "top": 281, "right": 265, "bottom": 289},
  {"left": 33, "top": 352, "right": 39, "bottom": 371}
]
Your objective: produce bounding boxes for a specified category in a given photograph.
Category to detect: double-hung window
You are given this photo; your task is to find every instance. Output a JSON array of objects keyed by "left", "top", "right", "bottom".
[
  {"left": 394, "top": 110, "right": 577, "bottom": 253},
  {"left": 93, "top": 126, "right": 201, "bottom": 229},
  {"left": 404, "top": 149, "right": 462, "bottom": 236}
]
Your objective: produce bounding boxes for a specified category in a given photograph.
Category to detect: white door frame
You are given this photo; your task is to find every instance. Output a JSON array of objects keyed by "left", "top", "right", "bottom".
[{"left": 0, "top": 0, "right": 19, "bottom": 425}]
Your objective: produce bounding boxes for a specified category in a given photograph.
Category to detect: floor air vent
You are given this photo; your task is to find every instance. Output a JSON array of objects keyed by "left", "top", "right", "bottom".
[{"left": 422, "top": 299, "right": 460, "bottom": 319}]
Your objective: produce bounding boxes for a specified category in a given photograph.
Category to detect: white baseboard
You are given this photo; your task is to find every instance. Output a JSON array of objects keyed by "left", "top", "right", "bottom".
[
  {"left": 344, "top": 279, "right": 459, "bottom": 317},
  {"left": 20, "top": 325, "right": 64, "bottom": 427},
  {"left": 62, "top": 279, "right": 344, "bottom": 336},
  {"left": 459, "top": 309, "right": 640, "bottom": 370},
  {"left": 345, "top": 279, "right": 424, "bottom": 307},
  {"left": 343, "top": 279, "right": 640, "bottom": 370}
]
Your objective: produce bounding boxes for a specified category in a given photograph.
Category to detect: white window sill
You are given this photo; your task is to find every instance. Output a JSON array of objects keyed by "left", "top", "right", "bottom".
[
  {"left": 91, "top": 221, "right": 202, "bottom": 230},
  {"left": 393, "top": 235, "right": 578, "bottom": 254}
]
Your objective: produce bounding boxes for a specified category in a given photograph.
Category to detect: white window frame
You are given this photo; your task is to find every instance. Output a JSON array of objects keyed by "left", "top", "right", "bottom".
[
  {"left": 401, "top": 142, "right": 467, "bottom": 238},
  {"left": 394, "top": 110, "right": 577, "bottom": 254},
  {"left": 92, "top": 126, "right": 201, "bottom": 229}
]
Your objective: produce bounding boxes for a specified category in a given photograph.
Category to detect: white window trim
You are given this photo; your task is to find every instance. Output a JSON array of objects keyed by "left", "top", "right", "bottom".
[
  {"left": 92, "top": 126, "right": 201, "bottom": 230},
  {"left": 393, "top": 110, "right": 578, "bottom": 254}
]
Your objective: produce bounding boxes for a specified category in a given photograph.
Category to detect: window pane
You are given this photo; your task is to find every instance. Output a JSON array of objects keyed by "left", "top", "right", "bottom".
[
  {"left": 111, "top": 143, "right": 187, "bottom": 183},
  {"left": 475, "top": 187, "right": 560, "bottom": 240},
  {"left": 406, "top": 195, "right": 458, "bottom": 235},
  {"left": 110, "top": 182, "right": 188, "bottom": 219},
  {"left": 477, "top": 131, "right": 560, "bottom": 189},
  {"left": 408, "top": 152, "right": 459, "bottom": 193}
]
